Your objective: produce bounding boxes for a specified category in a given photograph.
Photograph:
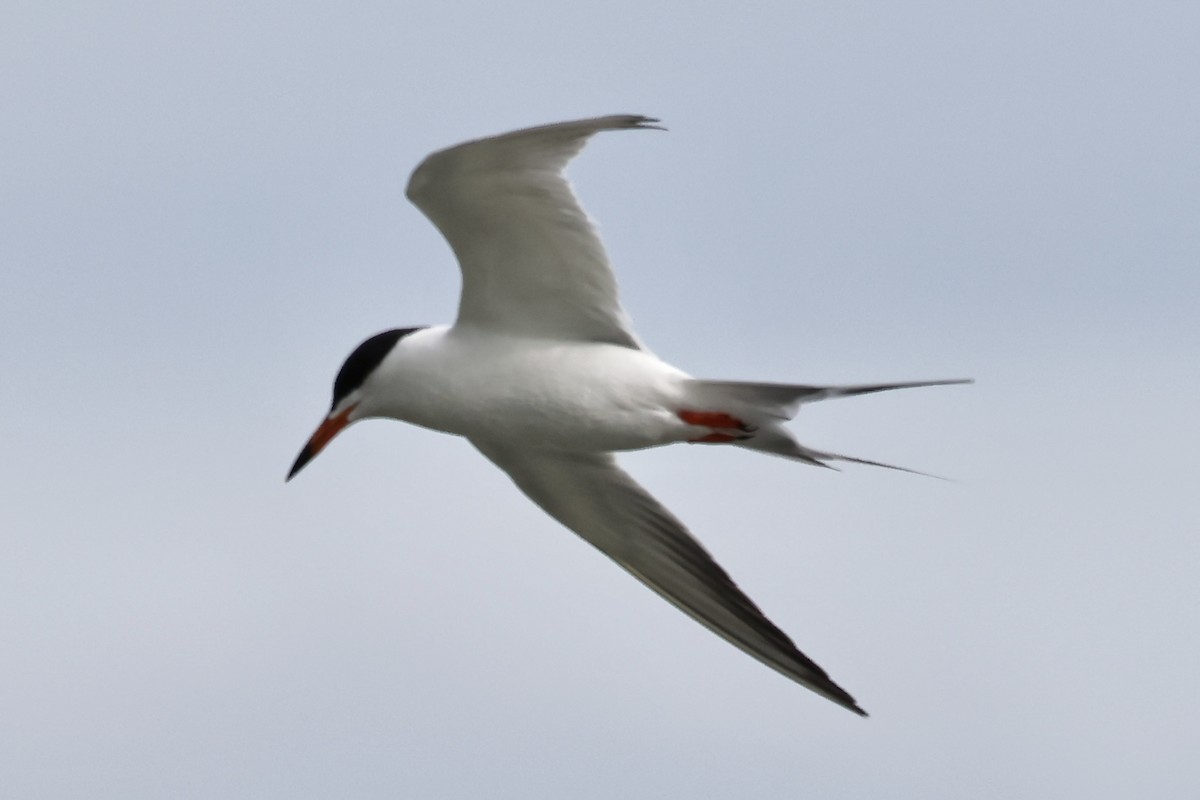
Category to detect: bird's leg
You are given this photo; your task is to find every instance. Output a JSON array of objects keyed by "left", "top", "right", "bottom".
[{"left": 677, "top": 410, "right": 756, "bottom": 443}]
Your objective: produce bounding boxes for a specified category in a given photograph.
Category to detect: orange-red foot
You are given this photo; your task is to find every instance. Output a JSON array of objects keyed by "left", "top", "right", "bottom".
[
  {"left": 690, "top": 432, "right": 742, "bottom": 443},
  {"left": 677, "top": 410, "right": 752, "bottom": 431},
  {"left": 678, "top": 409, "right": 756, "bottom": 443}
]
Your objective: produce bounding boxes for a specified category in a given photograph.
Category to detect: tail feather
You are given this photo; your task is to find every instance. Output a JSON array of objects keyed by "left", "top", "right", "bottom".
[
  {"left": 682, "top": 376, "right": 969, "bottom": 478},
  {"left": 685, "top": 378, "right": 972, "bottom": 421},
  {"left": 734, "top": 424, "right": 949, "bottom": 479},
  {"left": 807, "top": 448, "right": 949, "bottom": 480}
]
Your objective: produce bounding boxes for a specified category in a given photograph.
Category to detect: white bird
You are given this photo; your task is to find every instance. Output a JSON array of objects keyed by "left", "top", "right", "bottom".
[{"left": 288, "top": 115, "right": 969, "bottom": 716}]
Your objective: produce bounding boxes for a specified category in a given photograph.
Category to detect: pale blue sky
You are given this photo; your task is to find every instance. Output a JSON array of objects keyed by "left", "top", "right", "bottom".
[{"left": 3, "top": 2, "right": 1198, "bottom": 797}]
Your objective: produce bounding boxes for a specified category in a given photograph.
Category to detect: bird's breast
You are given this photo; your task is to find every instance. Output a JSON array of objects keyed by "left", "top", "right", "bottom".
[{"left": 366, "top": 329, "right": 693, "bottom": 452}]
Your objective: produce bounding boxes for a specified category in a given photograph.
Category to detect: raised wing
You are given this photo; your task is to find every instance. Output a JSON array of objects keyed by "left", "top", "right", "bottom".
[
  {"left": 472, "top": 440, "right": 867, "bottom": 716},
  {"left": 406, "top": 115, "right": 661, "bottom": 348}
]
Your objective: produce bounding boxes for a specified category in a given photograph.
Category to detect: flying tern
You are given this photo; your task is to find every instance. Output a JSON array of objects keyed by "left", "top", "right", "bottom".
[{"left": 288, "top": 114, "right": 969, "bottom": 715}]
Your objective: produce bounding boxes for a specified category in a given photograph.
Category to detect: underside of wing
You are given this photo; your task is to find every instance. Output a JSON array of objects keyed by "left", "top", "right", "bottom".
[
  {"left": 472, "top": 440, "right": 867, "bottom": 716},
  {"left": 406, "top": 115, "right": 661, "bottom": 348}
]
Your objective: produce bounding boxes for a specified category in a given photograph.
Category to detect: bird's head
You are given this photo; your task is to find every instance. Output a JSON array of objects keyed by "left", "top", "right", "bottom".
[{"left": 287, "top": 327, "right": 422, "bottom": 481}]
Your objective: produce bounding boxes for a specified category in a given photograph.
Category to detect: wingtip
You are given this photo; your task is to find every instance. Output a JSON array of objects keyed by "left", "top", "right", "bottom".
[
  {"left": 820, "top": 682, "right": 869, "bottom": 717},
  {"left": 813, "top": 683, "right": 868, "bottom": 717},
  {"left": 615, "top": 114, "right": 666, "bottom": 132}
]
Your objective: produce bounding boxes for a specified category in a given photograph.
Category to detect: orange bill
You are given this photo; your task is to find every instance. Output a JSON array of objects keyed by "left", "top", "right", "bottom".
[{"left": 286, "top": 404, "right": 356, "bottom": 481}]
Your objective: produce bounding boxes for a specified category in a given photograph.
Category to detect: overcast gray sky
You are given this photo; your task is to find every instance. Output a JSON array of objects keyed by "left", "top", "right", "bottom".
[{"left": 3, "top": 2, "right": 1198, "bottom": 797}]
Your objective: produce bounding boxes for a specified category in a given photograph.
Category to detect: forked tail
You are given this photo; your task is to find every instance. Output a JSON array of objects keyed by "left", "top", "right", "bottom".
[{"left": 683, "top": 377, "right": 972, "bottom": 476}]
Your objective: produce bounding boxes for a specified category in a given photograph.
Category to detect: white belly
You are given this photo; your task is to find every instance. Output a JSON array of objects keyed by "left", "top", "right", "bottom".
[{"left": 360, "top": 326, "right": 696, "bottom": 452}]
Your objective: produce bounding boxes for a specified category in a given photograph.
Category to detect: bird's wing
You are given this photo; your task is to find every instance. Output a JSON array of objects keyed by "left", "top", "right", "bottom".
[
  {"left": 406, "top": 115, "right": 660, "bottom": 348},
  {"left": 471, "top": 440, "right": 867, "bottom": 715}
]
